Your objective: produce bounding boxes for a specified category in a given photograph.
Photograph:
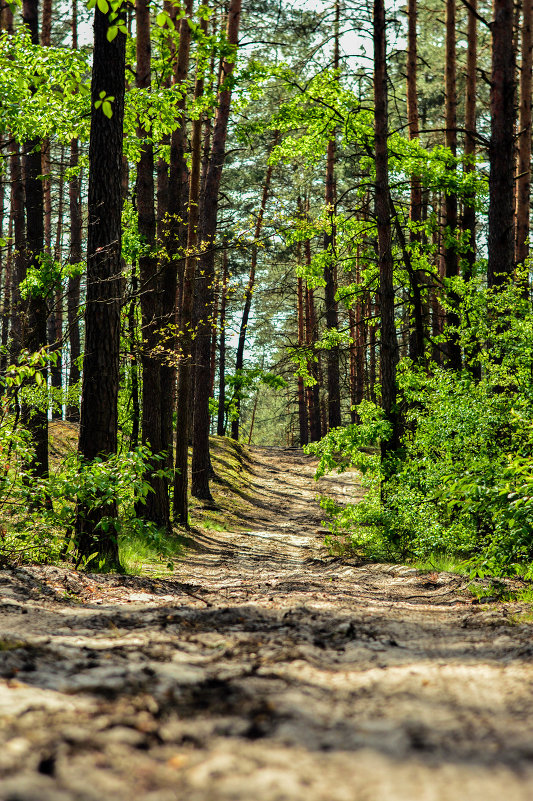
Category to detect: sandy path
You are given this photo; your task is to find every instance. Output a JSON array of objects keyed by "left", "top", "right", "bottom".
[{"left": 1, "top": 447, "right": 533, "bottom": 800}]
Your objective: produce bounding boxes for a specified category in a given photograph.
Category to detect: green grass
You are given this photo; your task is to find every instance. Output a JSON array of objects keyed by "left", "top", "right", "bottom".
[
  {"left": 119, "top": 532, "right": 184, "bottom": 576},
  {"left": 413, "top": 553, "right": 471, "bottom": 575}
]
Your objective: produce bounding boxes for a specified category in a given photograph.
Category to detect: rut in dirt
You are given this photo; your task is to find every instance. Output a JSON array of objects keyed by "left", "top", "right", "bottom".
[{"left": 1, "top": 446, "right": 533, "bottom": 801}]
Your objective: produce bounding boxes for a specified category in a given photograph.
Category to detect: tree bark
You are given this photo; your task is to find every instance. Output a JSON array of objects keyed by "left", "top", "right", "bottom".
[
  {"left": 136, "top": 0, "right": 170, "bottom": 530},
  {"left": 231, "top": 151, "right": 275, "bottom": 441},
  {"left": 66, "top": 136, "right": 82, "bottom": 421},
  {"left": 192, "top": 0, "right": 242, "bottom": 500},
  {"left": 66, "top": 0, "right": 81, "bottom": 422},
  {"left": 304, "top": 229, "right": 321, "bottom": 442},
  {"left": 50, "top": 147, "right": 64, "bottom": 418},
  {"left": 463, "top": 0, "right": 477, "bottom": 279},
  {"left": 216, "top": 248, "right": 228, "bottom": 436},
  {"left": 406, "top": 0, "right": 425, "bottom": 362},
  {"left": 161, "top": 0, "right": 193, "bottom": 475},
  {"left": 443, "top": 0, "right": 461, "bottom": 368},
  {"left": 487, "top": 0, "right": 516, "bottom": 287},
  {"left": 174, "top": 13, "right": 209, "bottom": 523},
  {"left": 323, "top": 0, "right": 341, "bottom": 430},
  {"left": 297, "top": 275, "right": 308, "bottom": 445},
  {"left": 9, "top": 141, "right": 25, "bottom": 366},
  {"left": 515, "top": 0, "right": 532, "bottom": 274},
  {"left": 75, "top": 6, "right": 126, "bottom": 568},
  {"left": 374, "top": 0, "right": 399, "bottom": 463},
  {"left": 22, "top": 0, "right": 49, "bottom": 479}
]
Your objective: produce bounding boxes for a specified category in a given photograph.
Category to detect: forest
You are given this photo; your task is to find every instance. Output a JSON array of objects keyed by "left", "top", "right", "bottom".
[{"left": 0, "top": 0, "right": 532, "bottom": 579}]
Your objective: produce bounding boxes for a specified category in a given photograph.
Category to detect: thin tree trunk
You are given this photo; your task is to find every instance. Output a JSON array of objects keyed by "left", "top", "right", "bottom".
[
  {"left": 374, "top": 0, "right": 399, "bottom": 464},
  {"left": 210, "top": 274, "right": 220, "bottom": 398},
  {"left": 216, "top": 248, "right": 228, "bottom": 436},
  {"left": 41, "top": 0, "right": 51, "bottom": 45},
  {"left": 66, "top": 0, "right": 81, "bottom": 422},
  {"left": 136, "top": 0, "right": 169, "bottom": 530},
  {"left": 192, "top": 0, "right": 242, "bottom": 499},
  {"left": 174, "top": 13, "right": 209, "bottom": 523},
  {"left": 1, "top": 213, "right": 11, "bottom": 375},
  {"left": 297, "top": 275, "right": 308, "bottom": 445},
  {"left": 323, "top": 0, "right": 341, "bottom": 430},
  {"left": 444, "top": 0, "right": 461, "bottom": 368},
  {"left": 231, "top": 149, "right": 275, "bottom": 441},
  {"left": 9, "top": 141, "right": 25, "bottom": 366},
  {"left": 75, "top": 6, "right": 126, "bottom": 568},
  {"left": 66, "top": 138, "right": 81, "bottom": 422},
  {"left": 128, "top": 262, "right": 140, "bottom": 449},
  {"left": 305, "top": 233, "right": 321, "bottom": 442},
  {"left": 515, "top": 0, "right": 532, "bottom": 274},
  {"left": 368, "top": 298, "right": 376, "bottom": 402},
  {"left": 161, "top": 0, "right": 193, "bottom": 476},
  {"left": 348, "top": 305, "right": 357, "bottom": 424},
  {"left": 406, "top": 0, "right": 425, "bottom": 362},
  {"left": 156, "top": 0, "right": 173, "bottom": 238},
  {"left": 50, "top": 148, "right": 64, "bottom": 419},
  {"left": 463, "top": 0, "right": 477, "bottom": 279},
  {"left": 488, "top": 0, "right": 516, "bottom": 287},
  {"left": 22, "top": 0, "right": 49, "bottom": 479}
]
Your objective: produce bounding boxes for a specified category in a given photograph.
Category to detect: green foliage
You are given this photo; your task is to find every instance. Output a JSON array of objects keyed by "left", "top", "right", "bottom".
[
  {"left": 0, "top": 28, "right": 90, "bottom": 143},
  {"left": 0, "top": 355, "right": 174, "bottom": 572},
  {"left": 310, "top": 283, "right": 533, "bottom": 576},
  {"left": 225, "top": 367, "right": 287, "bottom": 424}
]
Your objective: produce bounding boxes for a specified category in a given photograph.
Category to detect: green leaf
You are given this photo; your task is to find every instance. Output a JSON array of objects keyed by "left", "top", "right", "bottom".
[
  {"left": 106, "top": 25, "right": 118, "bottom": 41},
  {"left": 97, "top": 0, "right": 109, "bottom": 13},
  {"left": 102, "top": 101, "right": 112, "bottom": 118}
]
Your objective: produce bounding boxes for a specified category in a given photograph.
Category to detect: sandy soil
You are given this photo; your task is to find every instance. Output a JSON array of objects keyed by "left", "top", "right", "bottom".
[{"left": 1, "top": 446, "right": 533, "bottom": 801}]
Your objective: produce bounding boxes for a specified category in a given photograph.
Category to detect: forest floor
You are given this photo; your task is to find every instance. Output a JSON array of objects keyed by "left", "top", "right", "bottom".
[{"left": 1, "top": 443, "right": 533, "bottom": 801}]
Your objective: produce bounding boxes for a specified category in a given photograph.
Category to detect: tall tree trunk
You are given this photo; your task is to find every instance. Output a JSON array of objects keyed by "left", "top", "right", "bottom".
[
  {"left": 210, "top": 275, "right": 220, "bottom": 397},
  {"left": 161, "top": 0, "right": 193, "bottom": 476},
  {"left": 192, "top": 0, "right": 242, "bottom": 500},
  {"left": 368, "top": 298, "right": 377, "bottom": 401},
  {"left": 136, "top": 0, "right": 169, "bottom": 530},
  {"left": 297, "top": 275, "right": 308, "bottom": 445},
  {"left": 41, "top": 0, "right": 51, "bottom": 45},
  {"left": 22, "top": 0, "right": 49, "bottom": 479},
  {"left": 50, "top": 148, "right": 64, "bottom": 419},
  {"left": 374, "top": 0, "right": 399, "bottom": 463},
  {"left": 488, "top": 0, "right": 516, "bottom": 287},
  {"left": 463, "top": 0, "right": 477, "bottom": 279},
  {"left": 75, "top": 6, "right": 126, "bottom": 568},
  {"left": 515, "top": 0, "right": 532, "bottom": 276},
  {"left": 174, "top": 12, "right": 208, "bottom": 523},
  {"left": 216, "top": 248, "right": 228, "bottom": 436},
  {"left": 66, "top": 136, "right": 82, "bottom": 421},
  {"left": 443, "top": 0, "right": 461, "bottom": 369},
  {"left": 9, "top": 141, "right": 25, "bottom": 366},
  {"left": 1, "top": 212, "right": 11, "bottom": 376},
  {"left": 128, "top": 262, "right": 140, "bottom": 449},
  {"left": 66, "top": 0, "right": 81, "bottom": 422},
  {"left": 231, "top": 151, "right": 275, "bottom": 441},
  {"left": 323, "top": 0, "right": 341, "bottom": 430},
  {"left": 406, "top": 0, "right": 425, "bottom": 362},
  {"left": 156, "top": 0, "right": 173, "bottom": 238},
  {"left": 304, "top": 229, "right": 321, "bottom": 442}
]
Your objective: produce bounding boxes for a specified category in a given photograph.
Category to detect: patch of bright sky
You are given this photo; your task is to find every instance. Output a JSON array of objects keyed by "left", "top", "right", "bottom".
[{"left": 282, "top": 0, "right": 407, "bottom": 71}]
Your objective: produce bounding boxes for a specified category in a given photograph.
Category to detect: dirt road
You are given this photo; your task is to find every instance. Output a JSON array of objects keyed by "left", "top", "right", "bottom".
[{"left": 1, "top": 446, "right": 533, "bottom": 800}]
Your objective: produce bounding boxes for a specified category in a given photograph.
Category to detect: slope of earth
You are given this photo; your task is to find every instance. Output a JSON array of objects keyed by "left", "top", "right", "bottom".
[{"left": 1, "top": 445, "right": 533, "bottom": 801}]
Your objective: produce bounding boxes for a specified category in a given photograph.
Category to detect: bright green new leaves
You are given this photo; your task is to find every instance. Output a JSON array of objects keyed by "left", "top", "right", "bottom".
[
  {"left": 94, "top": 90, "right": 115, "bottom": 118},
  {"left": 0, "top": 28, "right": 90, "bottom": 144}
]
